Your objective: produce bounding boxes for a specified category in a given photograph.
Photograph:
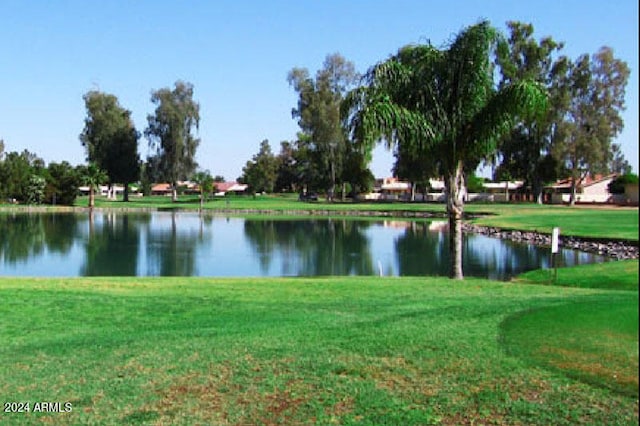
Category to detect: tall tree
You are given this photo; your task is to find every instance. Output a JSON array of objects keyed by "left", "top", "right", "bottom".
[
  {"left": 345, "top": 21, "right": 547, "bottom": 279},
  {"left": 145, "top": 80, "right": 201, "bottom": 202},
  {"left": 288, "top": 53, "right": 359, "bottom": 200},
  {"left": 239, "top": 139, "right": 279, "bottom": 194},
  {"left": 495, "top": 21, "right": 569, "bottom": 203},
  {"left": 552, "top": 47, "right": 629, "bottom": 204},
  {"left": 609, "top": 143, "right": 632, "bottom": 175},
  {"left": 80, "top": 91, "right": 140, "bottom": 201}
]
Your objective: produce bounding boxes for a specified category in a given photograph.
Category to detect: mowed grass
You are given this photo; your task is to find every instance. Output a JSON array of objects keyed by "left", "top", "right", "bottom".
[
  {"left": 468, "top": 204, "right": 639, "bottom": 241},
  {"left": 1, "top": 268, "right": 638, "bottom": 425}
]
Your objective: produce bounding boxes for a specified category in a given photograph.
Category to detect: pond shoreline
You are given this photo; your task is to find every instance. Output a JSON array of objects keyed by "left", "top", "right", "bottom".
[{"left": 2, "top": 205, "right": 638, "bottom": 260}]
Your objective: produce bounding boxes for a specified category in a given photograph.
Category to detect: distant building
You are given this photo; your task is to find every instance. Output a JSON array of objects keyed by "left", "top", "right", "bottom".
[
  {"left": 545, "top": 174, "right": 618, "bottom": 204},
  {"left": 214, "top": 181, "right": 248, "bottom": 196}
]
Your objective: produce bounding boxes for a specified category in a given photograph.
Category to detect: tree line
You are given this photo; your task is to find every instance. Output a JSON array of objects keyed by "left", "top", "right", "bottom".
[
  {"left": 239, "top": 21, "right": 631, "bottom": 205},
  {"left": 1, "top": 20, "right": 634, "bottom": 280},
  {"left": 1, "top": 80, "right": 204, "bottom": 206}
]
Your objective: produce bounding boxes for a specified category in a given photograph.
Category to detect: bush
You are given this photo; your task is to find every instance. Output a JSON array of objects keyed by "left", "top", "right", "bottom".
[{"left": 608, "top": 173, "right": 639, "bottom": 194}]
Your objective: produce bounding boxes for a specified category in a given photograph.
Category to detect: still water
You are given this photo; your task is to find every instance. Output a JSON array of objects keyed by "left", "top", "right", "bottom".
[{"left": 0, "top": 211, "right": 604, "bottom": 279}]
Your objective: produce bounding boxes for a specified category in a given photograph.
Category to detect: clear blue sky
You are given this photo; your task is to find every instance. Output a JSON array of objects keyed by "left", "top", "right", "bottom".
[{"left": 1, "top": 0, "right": 637, "bottom": 180}]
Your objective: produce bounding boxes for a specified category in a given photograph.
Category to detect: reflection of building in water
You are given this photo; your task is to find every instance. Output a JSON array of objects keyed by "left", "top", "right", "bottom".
[
  {"left": 382, "top": 220, "right": 413, "bottom": 230},
  {"left": 428, "top": 221, "right": 448, "bottom": 231}
]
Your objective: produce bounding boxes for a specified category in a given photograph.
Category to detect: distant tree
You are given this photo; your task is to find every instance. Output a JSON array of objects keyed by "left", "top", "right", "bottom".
[
  {"left": 213, "top": 175, "right": 225, "bottom": 183},
  {"left": 77, "top": 163, "right": 108, "bottom": 208},
  {"left": 240, "top": 139, "right": 279, "bottom": 194},
  {"left": 25, "top": 175, "right": 46, "bottom": 205},
  {"left": 552, "top": 47, "right": 629, "bottom": 205},
  {"left": 495, "top": 21, "right": 569, "bottom": 203},
  {"left": 44, "top": 161, "right": 80, "bottom": 205},
  {"left": 341, "top": 145, "right": 374, "bottom": 198},
  {"left": 80, "top": 90, "right": 140, "bottom": 202},
  {"left": 275, "top": 141, "right": 299, "bottom": 192},
  {"left": 608, "top": 173, "right": 638, "bottom": 194},
  {"left": 288, "top": 53, "right": 359, "bottom": 200},
  {"left": 344, "top": 21, "right": 547, "bottom": 279},
  {"left": 192, "top": 170, "right": 214, "bottom": 209},
  {"left": 0, "top": 149, "right": 45, "bottom": 202},
  {"left": 608, "top": 143, "right": 632, "bottom": 175},
  {"left": 392, "top": 142, "right": 437, "bottom": 201},
  {"left": 145, "top": 80, "right": 201, "bottom": 202}
]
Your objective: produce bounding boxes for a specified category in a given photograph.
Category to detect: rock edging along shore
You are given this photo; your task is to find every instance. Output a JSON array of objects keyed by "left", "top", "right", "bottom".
[{"left": 463, "top": 223, "right": 639, "bottom": 260}]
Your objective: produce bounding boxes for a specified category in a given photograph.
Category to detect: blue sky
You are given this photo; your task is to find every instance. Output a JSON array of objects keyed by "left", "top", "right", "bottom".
[{"left": 1, "top": 0, "right": 637, "bottom": 180}]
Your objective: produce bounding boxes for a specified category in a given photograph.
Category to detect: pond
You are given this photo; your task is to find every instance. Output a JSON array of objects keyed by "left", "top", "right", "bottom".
[{"left": 0, "top": 211, "right": 605, "bottom": 279}]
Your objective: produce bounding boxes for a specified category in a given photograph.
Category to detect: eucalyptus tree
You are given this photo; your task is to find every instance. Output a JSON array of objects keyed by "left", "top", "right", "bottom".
[
  {"left": 552, "top": 47, "right": 629, "bottom": 204},
  {"left": 345, "top": 21, "right": 547, "bottom": 279},
  {"left": 80, "top": 91, "right": 140, "bottom": 201},
  {"left": 288, "top": 53, "right": 359, "bottom": 200},
  {"left": 495, "top": 21, "right": 569, "bottom": 203},
  {"left": 145, "top": 80, "right": 200, "bottom": 202}
]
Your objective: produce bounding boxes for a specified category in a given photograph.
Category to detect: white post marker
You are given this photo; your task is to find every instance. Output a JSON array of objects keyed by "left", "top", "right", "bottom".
[
  {"left": 551, "top": 227, "right": 560, "bottom": 254},
  {"left": 551, "top": 227, "right": 560, "bottom": 283}
]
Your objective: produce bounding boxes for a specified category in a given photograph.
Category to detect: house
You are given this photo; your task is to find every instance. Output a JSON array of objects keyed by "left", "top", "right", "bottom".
[
  {"left": 545, "top": 174, "right": 617, "bottom": 204},
  {"left": 365, "top": 178, "right": 412, "bottom": 200},
  {"left": 471, "top": 181, "right": 524, "bottom": 202},
  {"left": 151, "top": 183, "right": 173, "bottom": 196},
  {"left": 214, "top": 181, "right": 248, "bottom": 196}
]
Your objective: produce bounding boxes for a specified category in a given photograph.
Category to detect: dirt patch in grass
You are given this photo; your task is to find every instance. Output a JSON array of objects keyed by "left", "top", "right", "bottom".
[
  {"left": 147, "top": 358, "right": 321, "bottom": 425},
  {"left": 540, "top": 346, "right": 639, "bottom": 391}
]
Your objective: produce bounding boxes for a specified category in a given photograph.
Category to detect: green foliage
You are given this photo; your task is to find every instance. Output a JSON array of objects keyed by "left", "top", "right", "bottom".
[
  {"left": 25, "top": 175, "right": 46, "bottom": 204},
  {"left": 240, "top": 139, "right": 279, "bottom": 193},
  {"left": 145, "top": 81, "right": 200, "bottom": 201},
  {"left": 345, "top": 20, "right": 548, "bottom": 278},
  {"left": 495, "top": 21, "right": 567, "bottom": 201},
  {"left": 288, "top": 53, "right": 360, "bottom": 197},
  {"left": 552, "top": 47, "right": 630, "bottom": 203},
  {"left": 608, "top": 173, "right": 639, "bottom": 194},
  {"left": 466, "top": 173, "right": 486, "bottom": 193},
  {"left": 80, "top": 91, "right": 140, "bottom": 201},
  {"left": 44, "top": 161, "right": 80, "bottom": 205},
  {"left": 0, "top": 149, "right": 45, "bottom": 202}
]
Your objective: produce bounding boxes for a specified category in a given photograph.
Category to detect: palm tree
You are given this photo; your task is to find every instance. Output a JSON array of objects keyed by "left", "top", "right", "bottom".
[
  {"left": 81, "top": 163, "right": 107, "bottom": 209},
  {"left": 192, "top": 170, "right": 214, "bottom": 210},
  {"left": 345, "top": 21, "right": 547, "bottom": 279}
]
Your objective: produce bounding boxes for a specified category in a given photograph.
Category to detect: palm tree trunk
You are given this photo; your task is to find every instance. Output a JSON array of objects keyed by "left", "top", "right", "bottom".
[{"left": 445, "top": 161, "right": 465, "bottom": 279}]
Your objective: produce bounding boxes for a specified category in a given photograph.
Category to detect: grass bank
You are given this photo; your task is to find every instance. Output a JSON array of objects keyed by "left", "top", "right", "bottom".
[
  {"left": 1, "top": 261, "right": 637, "bottom": 425},
  {"left": 66, "top": 194, "right": 639, "bottom": 241}
]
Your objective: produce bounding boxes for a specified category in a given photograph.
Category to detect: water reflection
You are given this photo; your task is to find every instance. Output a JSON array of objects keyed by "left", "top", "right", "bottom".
[
  {"left": 0, "top": 212, "right": 606, "bottom": 279},
  {"left": 243, "top": 219, "right": 375, "bottom": 276}
]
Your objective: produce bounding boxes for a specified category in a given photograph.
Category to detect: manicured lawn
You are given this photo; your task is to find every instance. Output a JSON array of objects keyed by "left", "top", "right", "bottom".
[
  {"left": 1, "top": 198, "right": 637, "bottom": 423},
  {"left": 468, "top": 204, "right": 639, "bottom": 241},
  {"left": 1, "top": 266, "right": 637, "bottom": 425}
]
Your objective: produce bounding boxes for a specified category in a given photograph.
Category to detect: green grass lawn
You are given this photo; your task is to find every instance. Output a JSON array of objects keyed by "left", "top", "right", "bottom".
[
  {"left": 1, "top": 264, "right": 638, "bottom": 425},
  {"left": 1, "top": 197, "right": 638, "bottom": 424}
]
